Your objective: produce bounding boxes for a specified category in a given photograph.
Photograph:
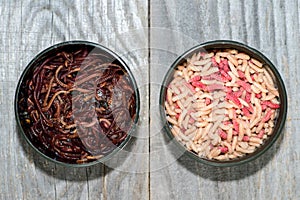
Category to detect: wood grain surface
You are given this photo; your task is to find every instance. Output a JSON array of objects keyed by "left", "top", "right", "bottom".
[{"left": 0, "top": 0, "right": 299, "bottom": 200}]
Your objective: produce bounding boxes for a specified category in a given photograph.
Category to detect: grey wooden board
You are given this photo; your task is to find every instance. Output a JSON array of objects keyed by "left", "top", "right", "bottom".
[
  {"left": 0, "top": 0, "right": 300, "bottom": 200},
  {"left": 150, "top": 0, "right": 299, "bottom": 200},
  {"left": 0, "top": 1, "right": 149, "bottom": 200}
]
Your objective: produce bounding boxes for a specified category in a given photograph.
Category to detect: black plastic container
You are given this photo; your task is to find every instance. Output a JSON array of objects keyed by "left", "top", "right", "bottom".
[
  {"left": 15, "top": 41, "right": 140, "bottom": 167},
  {"left": 159, "top": 40, "right": 287, "bottom": 167}
]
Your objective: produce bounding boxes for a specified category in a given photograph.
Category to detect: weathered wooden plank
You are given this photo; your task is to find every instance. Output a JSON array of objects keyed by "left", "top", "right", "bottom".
[
  {"left": 150, "top": 0, "right": 299, "bottom": 200},
  {"left": 92, "top": 1, "right": 150, "bottom": 200},
  {"left": 1, "top": 0, "right": 300, "bottom": 199},
  {"left": 0, "top": 0, "right": 149, "bottom": 199},
  {"left": 150, "top": 0, "right": 203, "bottom": 199}
]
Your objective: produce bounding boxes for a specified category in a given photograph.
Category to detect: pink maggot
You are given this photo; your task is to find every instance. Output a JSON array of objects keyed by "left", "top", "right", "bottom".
[
  {"left": 262, "top": 110, "right": 274, "bottom": 122},
  {"left": 219, "top": 146, "right": 229, "bottom": 154},
  {"left": 226, "top": 92, "right": 242, "bottom": 108},
  {"left": 262, "top": 101, "right": 280, "bottom": 109},
  {"left": 219, "top": 129, "right": 228, "bottom": 140}
]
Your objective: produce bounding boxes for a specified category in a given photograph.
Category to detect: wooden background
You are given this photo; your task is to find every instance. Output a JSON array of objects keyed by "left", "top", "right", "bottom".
[{"left": 0, "top": 0, "right": 299, "bottom": 199}]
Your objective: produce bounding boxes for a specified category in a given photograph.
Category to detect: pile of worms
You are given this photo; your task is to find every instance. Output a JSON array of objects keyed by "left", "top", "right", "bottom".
[
  {"left": 164, "top": 49, "right": 280, "bottom": 161},
  {"left": 18, "top": 45, "right": 137, "bottom": 164}
]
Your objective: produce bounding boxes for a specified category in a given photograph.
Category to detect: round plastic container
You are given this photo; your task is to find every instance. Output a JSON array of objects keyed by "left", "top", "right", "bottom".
[
  {"left": 160, "top": 40, "right": 287, "bottom": 167},
  {"left": 15, "top": 41, "right": 140, "bottom": 167}
]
